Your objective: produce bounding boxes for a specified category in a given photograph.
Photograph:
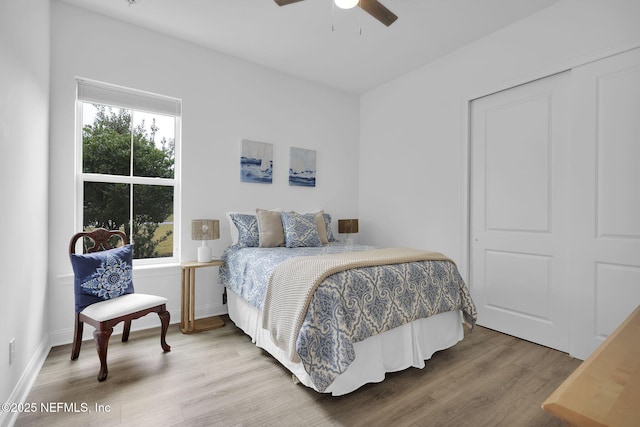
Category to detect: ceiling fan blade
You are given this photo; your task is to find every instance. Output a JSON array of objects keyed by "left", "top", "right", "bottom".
[
  {"left": 359, "top": 0, "right": 398, "bottom": 26},
  {"left": 274, "top": 0, "right": 305, "bottom": 5}
]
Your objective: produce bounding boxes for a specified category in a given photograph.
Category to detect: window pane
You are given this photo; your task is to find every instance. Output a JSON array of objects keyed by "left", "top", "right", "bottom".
[
  {"left": 82, "top": 103, "right": 132, "bottom": 176},
  {"left": 132, "top": 184, "right": 174, "bottom": 259},
  {"left": 132, "top": 111, "right": 175, "bottom": 178},
  {"left": 83, "top": 182, "right": 130, "bottom": 232},
  {"left": 78, "top": 80, "right": 180, "bottom": 263}
]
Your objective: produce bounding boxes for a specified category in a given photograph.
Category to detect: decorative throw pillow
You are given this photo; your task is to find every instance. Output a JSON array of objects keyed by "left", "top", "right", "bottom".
[
  {"left": 324, "top": 213, "right": 337, "bottom": 242},
  {"left": 230, "top": 213, "right": 259, "bottom": 247},
  {"left": 256, "top": 208, "right": 285, "bottom": 247},
  {"left": 70, "top": 244, "right": 135, "bottom": 313},
  {"left": 281, "top": 211, "right": 322, "bottom": 248},
  {"left": 313, "top": 211, "right": 329, "bottom": 244},
  {"left": 226, "top": 210, "right": 258, "bottom": 244}
]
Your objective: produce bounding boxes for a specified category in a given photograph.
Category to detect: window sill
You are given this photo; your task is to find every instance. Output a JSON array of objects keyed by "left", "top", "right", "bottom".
[
  {"left": 134, "top": 262, "right": 181, "bottom": 278},
  {"left": 57, "top": 262, "right": 181, "bottom": 286}
]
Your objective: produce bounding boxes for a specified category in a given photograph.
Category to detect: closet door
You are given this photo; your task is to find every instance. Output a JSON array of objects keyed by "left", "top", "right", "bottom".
[
  {"left": 569, "top": 48, "right": 640, "bottom": 359},
  {"left": 470, "top": 72, "right": 571, "bottom": 352}
]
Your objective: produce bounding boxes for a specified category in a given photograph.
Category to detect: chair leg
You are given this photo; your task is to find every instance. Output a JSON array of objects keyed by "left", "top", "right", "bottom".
[
  {"left": 122, "top": 320, "right": 132, "bottom": 342},
  {"left": 158, "top": 309, "right": 171, "bottom": 352},
  {"left": 71, "top": 314, "right": 83, "bottom": 360},
  {"left": 93, "top": 328, "right": 113, "bottom": 382}
]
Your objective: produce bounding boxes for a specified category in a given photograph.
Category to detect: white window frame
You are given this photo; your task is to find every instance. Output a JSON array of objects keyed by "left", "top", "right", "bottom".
[{"left": 75, "top": 78, "right": 182, "bottom": 266}]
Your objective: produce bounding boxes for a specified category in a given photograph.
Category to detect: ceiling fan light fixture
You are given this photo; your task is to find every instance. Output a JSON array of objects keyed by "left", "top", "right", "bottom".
[{"left": 334, "top": 0, "right": 359, "bottom": 10}]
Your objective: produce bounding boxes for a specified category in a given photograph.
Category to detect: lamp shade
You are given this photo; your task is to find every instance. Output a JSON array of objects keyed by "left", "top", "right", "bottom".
[
  {"left": 191, "top": 219, "right": 220, "bottom": 241},
  {"left": 338, "top": 219, "right": 359, "bottom": 234}
]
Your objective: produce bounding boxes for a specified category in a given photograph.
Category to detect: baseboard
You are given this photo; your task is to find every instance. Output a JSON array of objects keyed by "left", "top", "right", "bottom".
[{"left": 0, "top": 337, "right": 51, "bottom": 427}]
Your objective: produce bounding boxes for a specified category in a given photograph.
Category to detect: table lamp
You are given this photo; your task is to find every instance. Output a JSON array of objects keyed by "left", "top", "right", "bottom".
[
  {"left": 191, "top": 219, "right": 219, "bottom": 262},
  {"left": 338, "top": 219, "right": 359, "bottom": 244}
]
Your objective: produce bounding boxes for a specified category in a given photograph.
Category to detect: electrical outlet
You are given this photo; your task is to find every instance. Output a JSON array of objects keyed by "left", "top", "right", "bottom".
[{"left": 9, "top": 338, "right": 15, "bottom": 365}]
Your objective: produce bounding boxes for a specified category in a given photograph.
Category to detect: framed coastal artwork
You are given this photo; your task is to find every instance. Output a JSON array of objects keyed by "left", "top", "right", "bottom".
[
  {"left": 289, "top": 147, "right": 316, "bottom": 187},
  {"left": 240, "top": 139, "right": 273, "bottom": 184}
]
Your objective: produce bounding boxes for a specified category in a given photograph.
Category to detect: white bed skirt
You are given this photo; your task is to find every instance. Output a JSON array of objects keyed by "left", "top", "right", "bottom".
[{"left": 227, "top": 289, "right": 464, "bottom": 396}]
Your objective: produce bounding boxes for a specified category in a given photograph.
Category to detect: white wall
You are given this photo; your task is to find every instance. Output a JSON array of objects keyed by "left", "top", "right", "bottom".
[
  {"left": 48, "top": 1, "right": 360, "bottom": 345},
  {"left": 359, "top": 0, "right": 640, "bottom": 276},
  {"left": 0, "top": 0, "right": 50, "bottom": 424},
  {"left": 7, "top": 0, "right": 638, "bottom": 417}
]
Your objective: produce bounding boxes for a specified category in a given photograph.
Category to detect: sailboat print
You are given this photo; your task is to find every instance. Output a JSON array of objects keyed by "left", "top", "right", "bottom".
[{"left": 241, "top": 139, "right": 273, "bottom": 184}]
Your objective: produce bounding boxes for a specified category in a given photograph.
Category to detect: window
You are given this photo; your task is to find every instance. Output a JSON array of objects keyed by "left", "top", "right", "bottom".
[{"left": 76, "top": 79, "right": 181, "bottom": 263}]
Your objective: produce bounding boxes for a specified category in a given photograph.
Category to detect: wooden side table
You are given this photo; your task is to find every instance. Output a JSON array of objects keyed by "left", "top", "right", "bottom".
[{"left": 180, "top": 260, "right": 225, "bottom": 334}]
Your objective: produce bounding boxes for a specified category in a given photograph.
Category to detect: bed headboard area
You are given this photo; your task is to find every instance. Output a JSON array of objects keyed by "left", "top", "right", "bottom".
[{"left": 226, "top": 209, "right": 337, "bottom": 249}]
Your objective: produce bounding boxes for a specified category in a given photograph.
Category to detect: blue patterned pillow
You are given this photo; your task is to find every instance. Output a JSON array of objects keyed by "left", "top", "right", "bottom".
[
  {"left": 324, "top": 213, "right": 337, "bottom": 242},
  {"left": 230, "top": 213, "right": 259, "bottom": 247},
  {"left": 281, "top": 212, "right": 322, "bottom": 248},
  {"left": 70, "top": 244, "right": 135, "bottom": 313}
]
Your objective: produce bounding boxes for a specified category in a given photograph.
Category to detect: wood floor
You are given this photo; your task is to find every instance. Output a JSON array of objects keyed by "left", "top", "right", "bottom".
[{"left": 16, "top": 316, "right": 580, "bottom": 427}]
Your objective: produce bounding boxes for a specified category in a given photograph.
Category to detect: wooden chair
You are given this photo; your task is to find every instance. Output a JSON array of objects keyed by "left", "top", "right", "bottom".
[{"left": 69, "top": 228, "right": 170, "bottom": 381}]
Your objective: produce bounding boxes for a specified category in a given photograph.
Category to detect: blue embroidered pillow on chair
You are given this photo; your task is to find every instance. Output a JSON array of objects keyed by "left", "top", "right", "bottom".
[{"left": 70, "top": 244, "right": 135, "bottom": 313}]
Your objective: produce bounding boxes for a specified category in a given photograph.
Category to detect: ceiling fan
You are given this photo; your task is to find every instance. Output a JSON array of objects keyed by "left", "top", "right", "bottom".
[{"left": 274, "top": 0, "right": 398, "bottom": 27}]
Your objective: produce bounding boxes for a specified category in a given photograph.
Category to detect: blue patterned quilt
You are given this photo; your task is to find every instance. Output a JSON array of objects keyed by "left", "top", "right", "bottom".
[{"left": 219, "top": 243, "right": 477, "bottom": 392}]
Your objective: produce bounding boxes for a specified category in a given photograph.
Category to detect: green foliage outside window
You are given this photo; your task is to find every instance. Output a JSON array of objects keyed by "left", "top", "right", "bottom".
[{"left": 82, "top": 105, "right": 174, "bottom": 259}]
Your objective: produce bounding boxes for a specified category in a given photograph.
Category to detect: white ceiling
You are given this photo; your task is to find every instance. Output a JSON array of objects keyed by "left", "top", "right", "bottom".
[{"left": 59, "top": 0, "right": 561, "bottom": 94}]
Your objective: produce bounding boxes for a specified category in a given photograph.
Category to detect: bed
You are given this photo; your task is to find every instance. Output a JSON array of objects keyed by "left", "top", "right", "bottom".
[{"left": 219, "top": 209, "right": 477, "bottom": 396}]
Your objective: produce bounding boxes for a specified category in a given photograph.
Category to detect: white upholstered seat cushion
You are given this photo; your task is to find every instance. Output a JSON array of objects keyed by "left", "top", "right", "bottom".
[{"left": 80, "top": 293, "right": 167, "bottom": 322}]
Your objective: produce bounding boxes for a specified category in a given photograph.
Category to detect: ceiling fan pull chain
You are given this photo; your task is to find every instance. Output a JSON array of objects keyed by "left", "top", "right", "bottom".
[
  {"left": 358, "top": 0, "right": 362, "bottom": 36},
  {"left": 331, "top": 0, "right": 335, "bottom": 32}
]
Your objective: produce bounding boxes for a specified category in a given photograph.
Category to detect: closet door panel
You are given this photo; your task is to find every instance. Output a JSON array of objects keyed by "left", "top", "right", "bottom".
[
  {"left": 597, "top": 65, "right": 640, "bottom": 238},
  {"left": 569, "top": 47, "right": 640, "bottom": 359},
  {"left": 470, "top": 72, "right": 571, "bottom": 352}
]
